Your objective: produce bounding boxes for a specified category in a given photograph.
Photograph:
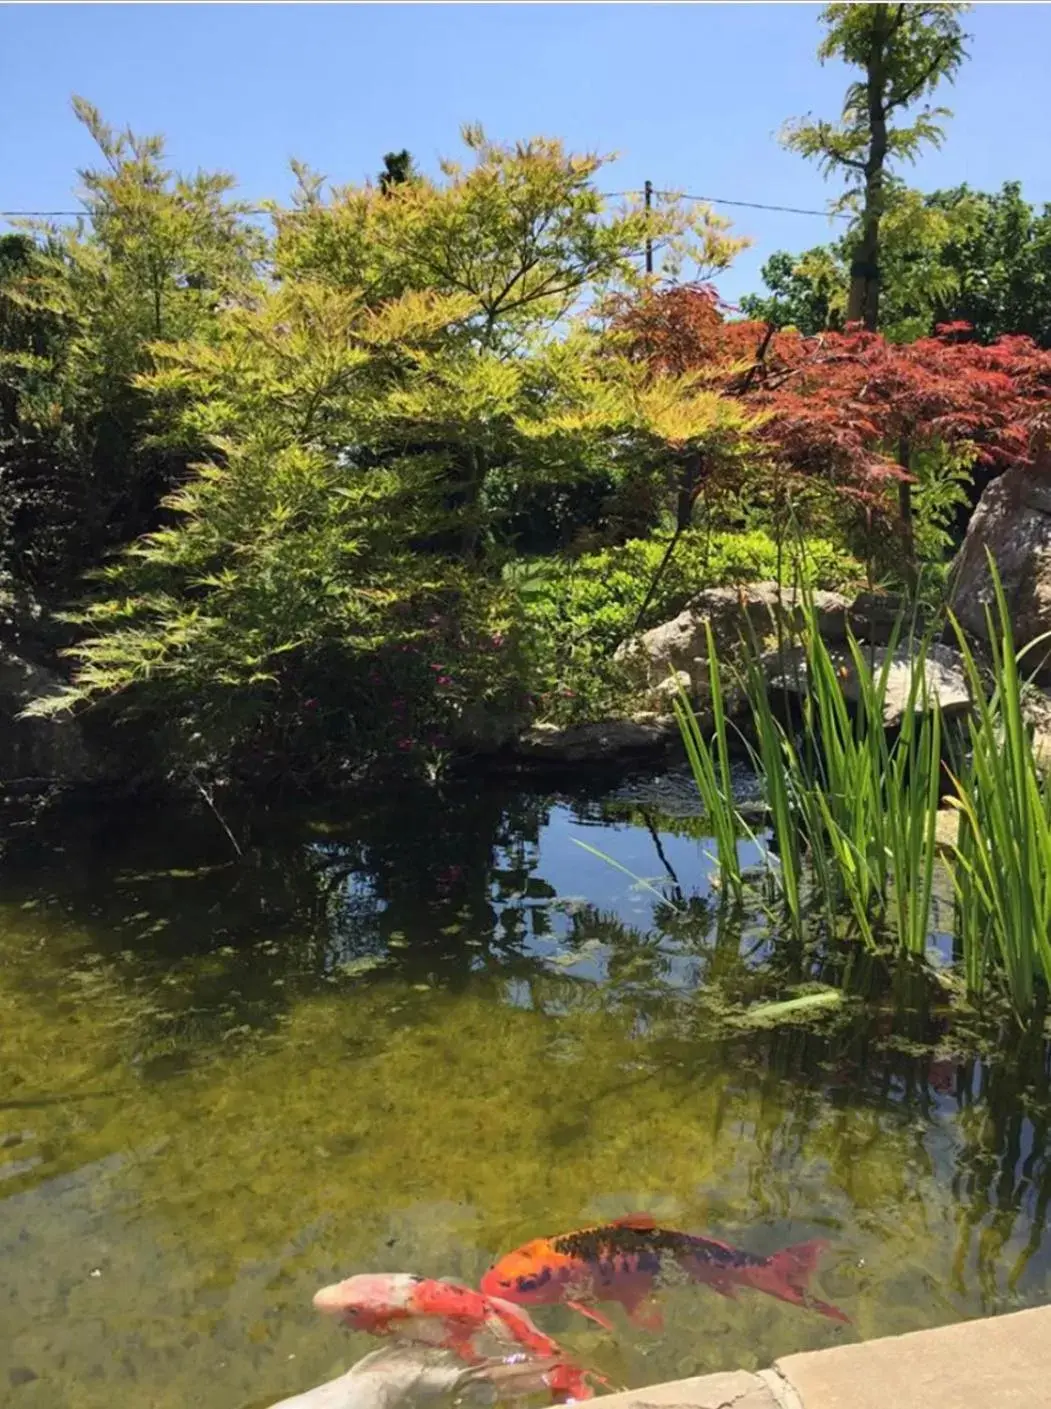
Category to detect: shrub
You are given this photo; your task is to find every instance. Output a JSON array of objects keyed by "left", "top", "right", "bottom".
[{"left": 512, "top": 528, "right": 863, "bottom": 723}]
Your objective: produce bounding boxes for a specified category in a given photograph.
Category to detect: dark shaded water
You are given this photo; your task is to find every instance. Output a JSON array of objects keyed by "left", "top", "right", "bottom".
[{"left": 2, "top": 766, "right": 1051, "bottom": 1408}]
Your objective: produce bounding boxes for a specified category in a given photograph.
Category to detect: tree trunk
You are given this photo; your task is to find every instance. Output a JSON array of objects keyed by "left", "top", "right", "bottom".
[
  {"left": 458, "top": 445, "right": 486, "bottom": 561},
  {"left": 675, "top": 447, "right": 702, "bottom": 531},
  {"left": 846, "top": 7, "right": 890, "bottom": 331},
  {"left": 625, "top": 449, "right": 702, "bottom": 641},
  {"left": 897, "top": 434, "right": 917, "bottom": 592}
]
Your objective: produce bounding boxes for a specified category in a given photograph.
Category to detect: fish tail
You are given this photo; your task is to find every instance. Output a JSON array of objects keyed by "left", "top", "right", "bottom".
[{"left": 745, "top": 1240, "right": 850, "bottom": 1324}]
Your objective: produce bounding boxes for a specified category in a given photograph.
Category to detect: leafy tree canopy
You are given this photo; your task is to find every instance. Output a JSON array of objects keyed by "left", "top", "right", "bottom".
[
  {"left": 783, "top": 2, "right": 970, "bottom": 329},
  {"left": 740, "top": 182, "right": 1051, "bottom": 346}
]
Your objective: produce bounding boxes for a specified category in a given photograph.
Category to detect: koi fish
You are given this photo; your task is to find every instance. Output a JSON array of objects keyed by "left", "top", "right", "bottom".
[
  {"left": 480, "top": 1214, "right": 849, "bottom": 1332},
  {"left": 312, "top": 1272, "right": 608, "bottom": 1401}
]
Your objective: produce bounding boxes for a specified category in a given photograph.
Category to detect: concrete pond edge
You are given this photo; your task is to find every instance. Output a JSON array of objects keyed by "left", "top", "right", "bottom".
[{"left": 586, "top": 1304, "right": 1051, "bottom": 1409}]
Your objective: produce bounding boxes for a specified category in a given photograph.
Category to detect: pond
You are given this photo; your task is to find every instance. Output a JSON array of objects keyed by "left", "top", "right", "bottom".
[{"left": 2, "top": 765, "right": 1051, "bottom": 1408}]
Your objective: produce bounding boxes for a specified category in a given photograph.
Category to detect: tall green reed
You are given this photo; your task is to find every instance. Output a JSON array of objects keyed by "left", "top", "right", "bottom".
[
  {"left": 673, "top": 561, "right": 1051, "bottom": 1020},
  {"left": 674, "top": 585, "right": 947, "bottom": 954},
  {"left": 944, "top": 556, "right": 1051, "bottom": 1015},
  {"left": 673, "top": 620, "right": 750, "bottom": 907}
]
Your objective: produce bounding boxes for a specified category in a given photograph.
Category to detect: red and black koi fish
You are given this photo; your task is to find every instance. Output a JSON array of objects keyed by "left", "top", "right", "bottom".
[{"left": 480, "top": 1214, "right": 849, "bottom": 1331}]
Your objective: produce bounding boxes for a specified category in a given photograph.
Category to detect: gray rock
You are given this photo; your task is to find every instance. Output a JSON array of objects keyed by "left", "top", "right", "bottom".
[
  {"left": 647, "top": 670, "right": 693, "bottom": 708},
  {"left": 1019, "top": 684, "right": 1051, "bottom": 770},
  {"left": 269, "top": 1346, "right": 570, "bottom": 1409},
  {"left": 847, "top": 590, "right": 916, "bottom": 645},
  {"left": 513, "top": 717, "right": 679, "bottom": 765},
  {"left": 614, "top": 583, "right": 852, "bottom": 704},
  {"left": 949, "top": 464, "right": 1051, "bottom": 678},
  {"left": 765, "top": 641, "right": 971, "bottom": 728}
]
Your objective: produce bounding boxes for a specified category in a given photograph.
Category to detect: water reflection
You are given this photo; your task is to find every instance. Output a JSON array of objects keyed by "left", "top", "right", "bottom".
[{"left": 1, "top": 769, "right": 1050, "bottom": 1407}]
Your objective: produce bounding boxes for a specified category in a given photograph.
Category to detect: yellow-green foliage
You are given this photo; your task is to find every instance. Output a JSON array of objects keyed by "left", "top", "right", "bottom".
[
  {"left": 19, "top": 122, "right": 756, "bottom": 779},
  {"left": 513, "top": 529, "right": 862, "bottom": 722},
  {"left": 274, "top": 126, "right": 746, "bottom": 332}
]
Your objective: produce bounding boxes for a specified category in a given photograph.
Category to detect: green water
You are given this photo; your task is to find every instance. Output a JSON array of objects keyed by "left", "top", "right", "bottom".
[{"left": 2, "top": 768, "right": 1050, "bottom": 1408}]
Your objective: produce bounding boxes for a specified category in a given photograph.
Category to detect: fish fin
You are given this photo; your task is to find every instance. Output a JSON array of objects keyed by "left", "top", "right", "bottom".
[
  {"left": 747, "top": 1240, "right": 850, "bottom": 1325},
  {"left": 566, "top": 1299, "right": 616, "bottom": 1332},
  {"left": 611, "top": 1213, "right": 658, "bottom": 1230}
]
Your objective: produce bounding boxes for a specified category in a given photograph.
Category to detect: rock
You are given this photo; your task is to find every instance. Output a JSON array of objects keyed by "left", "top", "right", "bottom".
[
  {"left": 614, "top": 583, "right": 852, "bottom": 704},
  {"left": 512, "top": 717, "right": 679, "bottom": 766},
  {"left": 1020, "top": 684, "right": 1051, "bottom": 772},
  {"left": 0, "top": 648, "right": 100, "bottom": 785},
  {"left": 847, "top": 590, "right": 917, "bottom": 644},
  {"left": 949, "top": 464, "right": 1051, "bottom": 678},
  {"left": 1018, "top": 684, "right": 1051, "bottom": 770},
  {"left": 268, "top": 1346, "right": 579, "bottom": 1409},
  {"left": 773, "top": 1302, "right": 1051, "bottom": 1409},
  {"left": 765, "top": 641, "right": 971, "bottom": 728},
  {"left": 647, "top": 670, "right": 692, "bottom": 709},
  {"left": 933, "top": 807, "right": 960, "bottom": 851}
]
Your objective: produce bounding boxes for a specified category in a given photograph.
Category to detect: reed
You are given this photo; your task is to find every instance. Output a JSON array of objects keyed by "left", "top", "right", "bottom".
[
  {"left": 943, "top": 557, "right": 1051, "bottom": 1015},
  {"left": 673, "top": 562, "right": 1051, "bottom": 1020}
]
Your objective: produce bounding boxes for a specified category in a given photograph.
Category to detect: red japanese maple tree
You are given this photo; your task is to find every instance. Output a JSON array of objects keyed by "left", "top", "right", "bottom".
[{"left": 608, "top": 285, "right": 1051, "bottom": 577}]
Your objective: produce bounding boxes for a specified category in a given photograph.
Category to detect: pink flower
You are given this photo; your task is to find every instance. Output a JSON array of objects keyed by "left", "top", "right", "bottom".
[
  {"left": 437, "top": 676, "right": 452, "bottom": 687},
  {"left": 429, "top": 663, "right": 444, "bottom": 672},
  {"left": 302, "top": 698, "right": 318, "bottom": 712},
  {"left": 397, "top": 738, "right": 413, "bottom": 751},
  {"left": 489, "top": 633, "right": 505, "bottom": 649}
]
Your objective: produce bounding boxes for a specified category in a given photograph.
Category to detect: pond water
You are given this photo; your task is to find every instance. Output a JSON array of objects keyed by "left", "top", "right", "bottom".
[{"left": 2, "top": 766, "right": 1051, "bottom": 1409}]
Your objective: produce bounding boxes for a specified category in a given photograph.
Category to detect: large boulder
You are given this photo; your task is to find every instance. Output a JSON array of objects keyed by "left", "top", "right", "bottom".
[
  {"left": 950, "top": 464, "right": 1051, "bottom": 678},
  {"left": 765, "top": 640, "right": 972, "bottom": 728},
  {"left": 613, "top": 583, "right": 852, "bottom": 709}
]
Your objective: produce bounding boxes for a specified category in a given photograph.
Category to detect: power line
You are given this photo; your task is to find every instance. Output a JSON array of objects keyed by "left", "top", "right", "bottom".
[
  {"left": 659, "top": 190, "right": 852, "bottom": 221},
  {"left": 0, "top": 207, "right": 274, "bottom": 218},
  {"left": 0, "top": 189, "right": 853, "bottom": 222}
]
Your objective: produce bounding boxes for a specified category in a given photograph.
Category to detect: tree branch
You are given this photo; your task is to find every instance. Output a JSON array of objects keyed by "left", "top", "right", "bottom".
[{"left": 887, "top": 42, "right": 958, "bottom": 111}]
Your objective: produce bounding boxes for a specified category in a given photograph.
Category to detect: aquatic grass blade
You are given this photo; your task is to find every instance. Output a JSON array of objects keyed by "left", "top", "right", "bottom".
[{"left": 570, "top": 837, "right": 685, "bottom": 913}]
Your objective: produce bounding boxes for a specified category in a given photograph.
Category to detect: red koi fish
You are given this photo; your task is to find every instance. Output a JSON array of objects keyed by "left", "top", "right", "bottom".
[
  {"left": 312, "top": 1272, "right": 608, "bottom": 1401},
  {"left": 480, "top": 1214, "right": 849, "bottom": 1332}
]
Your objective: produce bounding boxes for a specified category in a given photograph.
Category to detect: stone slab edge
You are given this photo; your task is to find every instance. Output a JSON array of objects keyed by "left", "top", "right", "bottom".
[
  {"left": 584, "top": 1369, "right": 777, "bottom": 1409},
  {"left": 586, "top": 1304, "right": 1051, "bottom": 1409},
  {"left": 772, "top": 1303, "right": 1051, "bottom": 1409}
]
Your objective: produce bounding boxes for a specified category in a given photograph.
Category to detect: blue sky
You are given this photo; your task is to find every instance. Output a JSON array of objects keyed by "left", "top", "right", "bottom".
[{"left": 2, "top": 3, "right": 1048, "bottom": 302}]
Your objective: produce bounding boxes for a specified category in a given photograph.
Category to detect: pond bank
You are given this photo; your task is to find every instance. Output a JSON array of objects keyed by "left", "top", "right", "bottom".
[{"left": 592, "top": 1303, "right": 1051, "bottom": 1409}]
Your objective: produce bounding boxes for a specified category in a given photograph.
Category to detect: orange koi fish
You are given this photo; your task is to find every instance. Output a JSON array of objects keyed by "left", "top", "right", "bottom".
[
  {"left": 480, "top": 1214, "right": 849, "bottom": 1332},
  {"left": 312, "top": 1272, "right": 608, "bottom": 1401}
]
